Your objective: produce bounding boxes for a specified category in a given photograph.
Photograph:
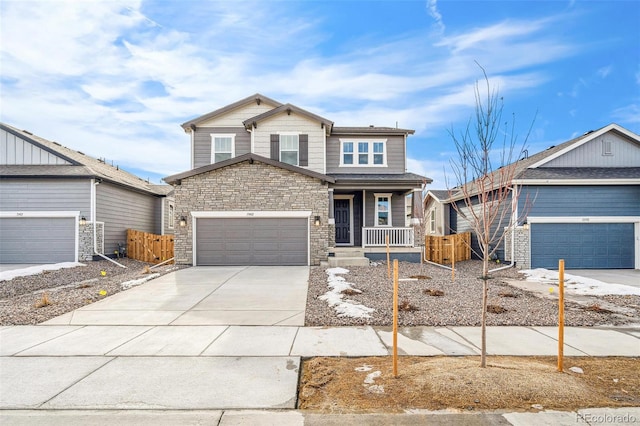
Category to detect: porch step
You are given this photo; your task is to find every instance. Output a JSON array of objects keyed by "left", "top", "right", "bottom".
[
  {"left": 327, "top": 256, "right": 370, "bottom": 267},
  {"left": 332, "top": 248, "right": 365, "bottom": 258}
]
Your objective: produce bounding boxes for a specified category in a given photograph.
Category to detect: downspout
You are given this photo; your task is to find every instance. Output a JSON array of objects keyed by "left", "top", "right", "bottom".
[{"left": 92, "top": 179, "right": 126, "bottom": 268}]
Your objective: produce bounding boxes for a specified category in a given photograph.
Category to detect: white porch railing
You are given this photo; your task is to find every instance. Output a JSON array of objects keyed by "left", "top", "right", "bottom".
[{"left": 362, "top": 227, "right": 414, "bottom": 247}]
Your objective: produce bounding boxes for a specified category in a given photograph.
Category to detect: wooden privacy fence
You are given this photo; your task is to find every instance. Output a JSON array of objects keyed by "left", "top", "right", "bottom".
[
  {"left": 424, "top": 232, "right": 471, "bottom": 265},
  {"left": 127, "top": 229, "right": 174, "bottom": 264}
]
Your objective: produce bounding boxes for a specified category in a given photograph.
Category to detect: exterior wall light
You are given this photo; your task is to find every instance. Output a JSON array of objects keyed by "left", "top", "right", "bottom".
[
  {"left": 522, "top": 221, "right": 529, "bottom": 230},
  {"left": 79, "top": 216, "right": 87, "bottom": 226},
  {"left": 314, "top": 216, "right": 321, "bottom": 226},
  {"left": 179, "top": 216, "right": 187, "bottom": 227}
]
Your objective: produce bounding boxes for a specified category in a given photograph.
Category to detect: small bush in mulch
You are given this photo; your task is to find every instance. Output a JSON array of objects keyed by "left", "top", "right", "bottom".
[
  {"left": 410, "top": 275, "right": 432, "bottom": 280},
  {"left": 341, "top": 289, "right": 362, "bottom": 296},
  {"left": 584, "top": 304, "right": 613, "bottom": 314},
  {"left": 498, "top": 291, "right": 519, "bottom": 298},
  {"left": 398, "top": 300, "right": 420, "bottom": 312},
  {"left": 487, "top": 304, "right": 508, "bottom": 314},
  {"left": 424, "top": 289, "right": 444, "bottom": 297},
  {"left": 33, "top": 292, "right": 52, "bottom": 309}
]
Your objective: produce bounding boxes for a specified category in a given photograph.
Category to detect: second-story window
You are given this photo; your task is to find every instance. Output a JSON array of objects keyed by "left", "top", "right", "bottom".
[
  {"left": 340, "top": 139, "right": 387, "bottom": 166},
  {"left": 211, "top": 134, "right": 235, "bottom": 163},
  {"left": 280, "top": 134, "right": 299, "bottom": 166}
]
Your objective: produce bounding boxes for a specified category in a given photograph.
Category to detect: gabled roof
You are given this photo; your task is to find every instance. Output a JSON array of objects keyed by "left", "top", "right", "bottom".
[
  {"left": 331, "top": 126, "right": 415, "bottom": 136},
  {"left": 446, "top": 123, "right": 640, "bottom": 201},
  {"left": 425, "top": 190, "right": 450, "bottom": 203},
  {"left": 164, "top": 153, "right": 335, "bottom": 185},
  {"left": 242, "top": 103, "right": 334, "bottom": 133},
  {"left": 0, "top": 123, "right": 170, "bottom": 196},
  {"left": 181, "top": 93, "right": 282, "bottom": 130},
  {"left": 526, "top": 123, "right": 639, "bottom": 169}
]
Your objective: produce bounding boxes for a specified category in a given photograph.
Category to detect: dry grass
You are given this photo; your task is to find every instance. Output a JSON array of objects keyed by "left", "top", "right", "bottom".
[
  {"left": 487, "top": 304, "right": 508, "bottom": 314},
  {"left": 33, "top": 292, "right": 52, "bottom": 309},
  {"left": 298, "top": 356, "right": 640, "bottom": 413},
  {"left": 585, "top": 304, "right": 613, "bottom": 314},
  {"left": 423, "top": 289, "right": 445, "bottom": 297},
  {"left": 341, "top": 289, "right": 362, "bottom": 296},
  {"left": 398, "top": 300, "right": 419, "bottom": 312}
]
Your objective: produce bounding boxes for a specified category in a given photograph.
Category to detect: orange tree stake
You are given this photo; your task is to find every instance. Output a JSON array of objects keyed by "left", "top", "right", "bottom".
[
  {"left": 558, "top": 259, "right": 565, "bottom": 372},
  {"left": 393, "top": 259, "right": 399, "bottom": 377},
  {"left": 451, "top": 240, "right": 455, "bottom": 281}
]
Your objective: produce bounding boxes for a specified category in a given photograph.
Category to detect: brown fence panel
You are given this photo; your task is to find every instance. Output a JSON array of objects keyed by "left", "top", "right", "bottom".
[
  {"left": 424, "top": 232, "right": 471, "bottom": 265},
  {"left": 127, "top": 229, "right": 174, "bottom": 264}
]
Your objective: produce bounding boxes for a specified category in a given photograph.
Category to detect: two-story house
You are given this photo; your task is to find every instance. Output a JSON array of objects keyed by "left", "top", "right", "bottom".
[{"left": 164, "top": 94, "right": 430, "bottom": 266}]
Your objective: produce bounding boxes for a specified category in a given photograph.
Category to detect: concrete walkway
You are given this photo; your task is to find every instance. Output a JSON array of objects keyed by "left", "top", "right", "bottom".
[{"left": 1, "top": 266, "right": 639, "bottom": 424}]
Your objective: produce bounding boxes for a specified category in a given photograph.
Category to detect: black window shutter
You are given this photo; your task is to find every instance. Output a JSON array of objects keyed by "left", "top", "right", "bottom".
[
  {"left": 299, "top": 134, "right": 309, "bottom": 166},
  {"left": 270, "top": 134, "right": 279, "bottom": 161}
]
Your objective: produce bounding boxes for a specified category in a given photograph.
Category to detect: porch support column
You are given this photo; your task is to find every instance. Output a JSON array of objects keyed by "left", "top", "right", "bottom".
[
  {"left": 328, "top": 188, "right": 335, "bottom": 225},
  {"left": 411, "top": 188, "right": 423, "bottom": 225}
]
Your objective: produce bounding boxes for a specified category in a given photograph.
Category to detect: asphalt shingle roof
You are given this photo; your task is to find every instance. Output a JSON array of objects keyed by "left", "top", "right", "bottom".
[{"left": 1, "top": 123, "right": 170, "bottom": 196}]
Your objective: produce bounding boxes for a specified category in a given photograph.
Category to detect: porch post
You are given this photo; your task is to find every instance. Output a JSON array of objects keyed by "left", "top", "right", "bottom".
[
  {"left": 411, "top": 188, "right": 423, "bottom": 225},
  {"left": 328, "top": 188, "right": 334, "bottom": 224}
]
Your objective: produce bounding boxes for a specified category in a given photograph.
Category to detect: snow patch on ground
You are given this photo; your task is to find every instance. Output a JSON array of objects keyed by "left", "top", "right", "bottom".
[
  {"left": 520, "top": 269, "right": 640, "bottom": 296},
  {"left": 320, "top": 267, "right": 375, "bottom": 318},
  {"left": 0, "top": 263, "right": 84, "bottom": 282},
  {"left": 120, "top": 273, "right": 160, "bottom": 290}
]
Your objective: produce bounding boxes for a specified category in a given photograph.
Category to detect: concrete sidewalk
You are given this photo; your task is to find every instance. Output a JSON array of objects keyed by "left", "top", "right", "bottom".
[{"left": 1, "top": 324, "right": 638, "bottom": 413}]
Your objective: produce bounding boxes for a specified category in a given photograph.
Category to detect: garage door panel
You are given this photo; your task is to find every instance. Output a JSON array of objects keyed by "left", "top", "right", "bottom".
[
  {"left": 531, "top": 223, "right": 634, "bottom": 269},
  {"left": 196, "top": 217, "right": 308, "bottom": 266},
  {"left": 0, "top": 217, "right": 75, "bottom": 263}
]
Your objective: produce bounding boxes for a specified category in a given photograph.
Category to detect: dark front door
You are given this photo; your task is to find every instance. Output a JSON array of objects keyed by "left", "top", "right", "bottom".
[{"left": 335, "top": 199, "right": 351, "bottom": 244}]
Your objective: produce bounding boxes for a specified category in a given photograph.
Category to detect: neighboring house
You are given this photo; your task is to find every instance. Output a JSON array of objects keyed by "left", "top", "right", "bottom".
[
  {"left": 436, "top": 123, "right": 640, "bottom": 270},
  {"left": 164, "top": 93, "right": 430, "bottom": 266},
  {"left": 423, "top": 190, "right": 451, "bottom": 236},
  {"left": 0, "top": 123, "right": 173, "bottom": 264}
]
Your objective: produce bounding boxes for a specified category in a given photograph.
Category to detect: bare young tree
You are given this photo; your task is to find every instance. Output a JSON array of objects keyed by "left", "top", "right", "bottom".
[{"left": 448, "top": 65, "right": 534, "bottom": 367}]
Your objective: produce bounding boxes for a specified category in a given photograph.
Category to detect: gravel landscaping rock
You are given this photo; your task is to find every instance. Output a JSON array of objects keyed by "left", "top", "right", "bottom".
[
  {"left": 0, "top": 259, "right": 185, "bottom": 325},
  {"left": 305, "top": 260, "right": 640, "bottom": 327}
]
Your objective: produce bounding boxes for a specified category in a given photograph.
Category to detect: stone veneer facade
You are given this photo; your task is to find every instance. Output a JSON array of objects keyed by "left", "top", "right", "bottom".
[
  {"left": 173, "top": 159, "right": 330, "bottom": 265},
  {"left": 78, "top": 222, "right": 104, "bottom": 261},
  {"left": 504, "top": 226, "right": 530, "bottom": 269}
]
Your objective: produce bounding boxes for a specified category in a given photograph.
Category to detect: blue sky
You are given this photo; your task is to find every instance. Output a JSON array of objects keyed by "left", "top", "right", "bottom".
[{"left": 1, "top": 0, "right": 639, "bottom": 187}]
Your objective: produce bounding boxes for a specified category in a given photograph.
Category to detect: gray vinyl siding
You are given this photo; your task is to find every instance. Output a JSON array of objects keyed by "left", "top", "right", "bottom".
[
  {"left": 326, "top": 134, "right": 406, "bottom": 174},
  {"left": 452, "top": 193, "right": 513, "bottom": 261},
  {"left": 519, "top": 185, "right": 640, "bottom": 217},
  {"left": 0, "top": 179, "right": 90, "bottom": 215},
  {"left": 363, "top": 191, "right": 408, "bottom": 228},
  {"left": 0, "top": 129, "right": 71, "bottom": 165},
  {"left": 543, "top": 133, "right": 640, "bottom": 168},
  {"left": 96, "top": 182, "right": 160, "bottom": 256},
  {"left": 193, "top": 127, "right": 251, "bottom": 168}
]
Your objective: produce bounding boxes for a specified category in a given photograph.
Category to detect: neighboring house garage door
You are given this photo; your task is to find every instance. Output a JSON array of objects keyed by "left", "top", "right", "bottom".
[
  {"left": 0, "top": 217, "right": 76, "bottom": 263},
  {"left": 531, "top": 223, "right": 635, "bottom": 269},
  {"left": 196, "top": 217, "right": 308, "bottom": 266}
]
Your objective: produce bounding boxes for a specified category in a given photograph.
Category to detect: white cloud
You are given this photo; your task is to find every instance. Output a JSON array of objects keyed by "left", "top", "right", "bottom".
[{"left": 597, "top": 65, "right": 613, "bottom": 78}]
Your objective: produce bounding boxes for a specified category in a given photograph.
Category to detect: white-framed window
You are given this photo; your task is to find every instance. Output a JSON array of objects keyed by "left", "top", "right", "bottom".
[
  {"left": 429, "top": 209, "right": 436, "bottom": 234},
  {"left": 374, "top": 193, "right": 392, "bottom": 226},
  {"left": 342, "top": 142, "right": 354, "bottom": 165},
  {"left": 280, "top": 134, "right": 299, "bottom": 166},
  {"left": 602, "top": 139, "right": 613, "bottom": 156},
  {"left": 340, "top": 139, "right": 387, "bottom": 166},
  {"left": 168, "top": 204, "right": 175, "bottom": 229},
  {"left": 211, "top": 134, "right": 235, "bottom": 163}
]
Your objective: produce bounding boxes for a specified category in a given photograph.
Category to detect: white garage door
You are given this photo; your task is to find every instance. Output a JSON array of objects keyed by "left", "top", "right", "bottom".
[
  {"left": 196, "top": 217, "right": 308, "bottom": 266},
  {"left": 0, "top": 217, "right": 76, "bottom": 263}
]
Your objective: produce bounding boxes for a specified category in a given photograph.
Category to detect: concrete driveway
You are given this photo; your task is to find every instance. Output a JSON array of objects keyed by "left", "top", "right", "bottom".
[
  {"left": 566, "top": 269, "right": 640, "bottom": 289},
  {"left": 44, "top": 266, "right": 309, "bottom": 326}
]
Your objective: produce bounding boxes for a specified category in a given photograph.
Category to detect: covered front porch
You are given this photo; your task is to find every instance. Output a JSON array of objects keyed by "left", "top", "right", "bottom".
[{"left": 328, "top": 184, "right": 423, "bottom": 248}]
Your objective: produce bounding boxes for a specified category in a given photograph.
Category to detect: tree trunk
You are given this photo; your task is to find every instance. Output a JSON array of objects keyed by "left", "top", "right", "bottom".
[{"left": 480, "top": 257, "right": 489, "bottom": 368}]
